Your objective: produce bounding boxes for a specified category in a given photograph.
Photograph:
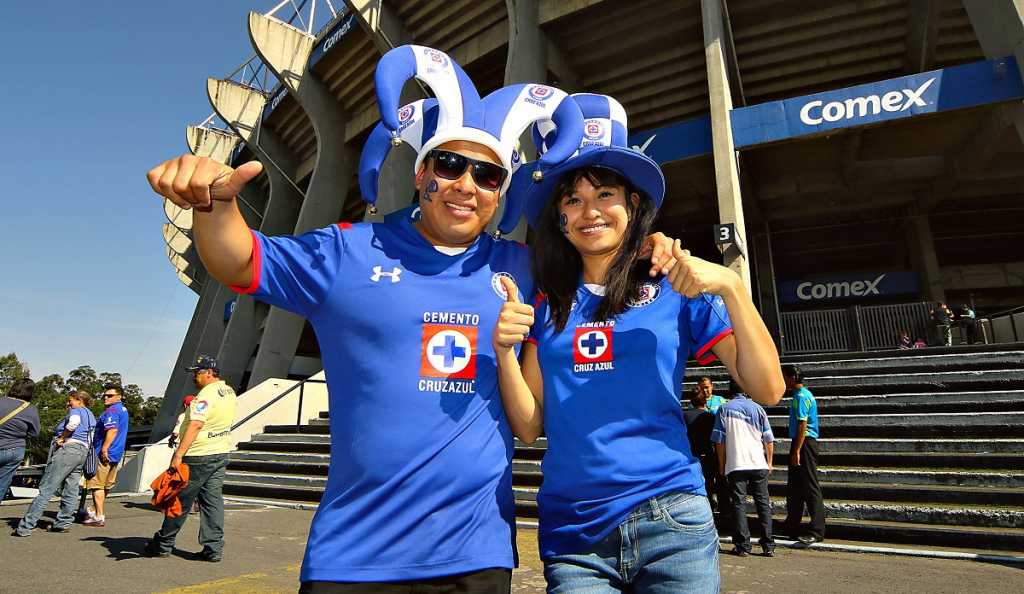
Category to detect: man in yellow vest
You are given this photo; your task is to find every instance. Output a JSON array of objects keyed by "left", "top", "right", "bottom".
[{"left": 145, "top": 355, "right": 237, "bottom": 562}]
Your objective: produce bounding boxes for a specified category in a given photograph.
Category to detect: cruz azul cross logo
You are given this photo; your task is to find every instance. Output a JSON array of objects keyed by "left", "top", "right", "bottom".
[
  {"left": 584, "top": 119, "right": 603, "bottom": 140},
  {"left": 398, "top": 104, "right": 415, "bottom": 123},
  {"left": 421, "top": 324, "right": 477, "bottom": 380},
  {"left": 573, "top": 324, "right": 614, "bottom": 373}
]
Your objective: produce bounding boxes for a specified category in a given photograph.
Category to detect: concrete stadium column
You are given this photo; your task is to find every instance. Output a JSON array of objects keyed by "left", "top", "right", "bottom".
[
  {"left": 208, "top": 77, "right": 306, "bottom": 389},
  {"left": 500, "top": 0, "right": 548, "bottom": 242},
  {"left": 701, "top": 0, "right": 751, "bottom": 293},
  {"left": 906, "top": 211, "right": 946, "bottom": 303},
  {"left": 345, "top": 0, "right": 421, "bottom": 221},
  {"left": 151, "top": 127, "right": 245, "bottom": 441},
  {"left": 243, "top": 11, "right": 362, "bottom": 389},
  {"left": 963, "top": 0, "right": 1024, "bottom": 144}
]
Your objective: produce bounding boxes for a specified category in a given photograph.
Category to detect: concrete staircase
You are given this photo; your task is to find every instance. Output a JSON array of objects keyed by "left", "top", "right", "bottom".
[{"left": 223, "top": 343, "right": 1024, "bottom": 553}]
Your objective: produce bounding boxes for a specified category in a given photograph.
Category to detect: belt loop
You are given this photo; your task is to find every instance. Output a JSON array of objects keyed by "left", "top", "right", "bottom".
[{"left": 649, "top": 496, "right": 662, "bottom": 520}]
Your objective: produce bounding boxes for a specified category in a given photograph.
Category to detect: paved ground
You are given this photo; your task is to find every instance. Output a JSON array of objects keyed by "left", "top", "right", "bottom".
[{"left": 1, "top": 496, "right": 1021, "bottom": 593}]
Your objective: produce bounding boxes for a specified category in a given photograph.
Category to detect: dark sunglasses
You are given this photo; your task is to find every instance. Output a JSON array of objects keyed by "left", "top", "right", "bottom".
[{"left": 428, "top": 149, "right": 507, "bottom": 192}]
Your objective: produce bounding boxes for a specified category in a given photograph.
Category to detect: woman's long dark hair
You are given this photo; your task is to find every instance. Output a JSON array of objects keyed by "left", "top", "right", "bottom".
[{"left": 532, "top": 166, "right": 658, "bottom": 332}]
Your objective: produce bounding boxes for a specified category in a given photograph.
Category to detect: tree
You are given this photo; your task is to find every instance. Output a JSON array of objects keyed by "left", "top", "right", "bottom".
[
  {"left": 26, "top": 373, "right": 68, "bottom": 463},
  {"left": 0, "top": 352, "right": 30, "bottom": 395},
  {"left": 66, "top": 365, "right": 101, "bottom": 396}
]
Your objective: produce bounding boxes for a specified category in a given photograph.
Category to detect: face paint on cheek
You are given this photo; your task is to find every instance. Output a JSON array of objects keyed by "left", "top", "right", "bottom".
[
  {"left": 559, "top": 213, "right": 569, "bottom": 234},
  {"left": 422, "top": 179, "right": 438, "bottom": 202}
]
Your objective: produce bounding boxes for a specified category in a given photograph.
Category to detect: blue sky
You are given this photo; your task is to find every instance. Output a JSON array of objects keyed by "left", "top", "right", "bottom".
[{"left": 0, "top": 1, "right": 323, "bottom": 396}]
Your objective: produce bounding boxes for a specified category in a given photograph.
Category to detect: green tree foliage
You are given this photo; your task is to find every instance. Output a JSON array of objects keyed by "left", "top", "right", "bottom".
[
  {"left": 4, "top": 355, "right": 166, "bottom": 463},
  {"left": 0, "top": 352, "right": 31, "bottom": 395}
]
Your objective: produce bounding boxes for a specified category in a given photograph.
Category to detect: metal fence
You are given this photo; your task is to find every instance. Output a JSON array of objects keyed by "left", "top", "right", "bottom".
[
  {"left": 781, "top": 308, "right": 852, "bottom": 354},
  {"left": 782, "top": 301, "right": 934, "bottom": 354}
]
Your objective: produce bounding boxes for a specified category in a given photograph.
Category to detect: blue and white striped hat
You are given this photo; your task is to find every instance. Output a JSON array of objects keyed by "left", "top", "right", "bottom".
[
  {"left": 508, "top": 93, "right": 666, "bottom": 229},
  {"left": 358, "top": 45, "right": 585, "bottom": 234}
]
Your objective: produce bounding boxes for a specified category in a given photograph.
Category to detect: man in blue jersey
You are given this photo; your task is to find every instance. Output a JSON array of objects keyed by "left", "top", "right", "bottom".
[
  {"left": 83, "top": 384, "right": 129, "bottom": 528},
  {"left": 782, "top": 364, "right": 825, "bottom": 547},
  {"left": 147, "top": 45, "right": 675, "bottom": 593},
  {"left": 712, "top": 380, "right": 775, "bottom": 557}
]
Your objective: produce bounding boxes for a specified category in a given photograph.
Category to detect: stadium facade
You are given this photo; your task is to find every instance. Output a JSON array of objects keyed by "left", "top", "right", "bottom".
[{"left": 154, "top": 0, "right": 1024, "bottom": 438}]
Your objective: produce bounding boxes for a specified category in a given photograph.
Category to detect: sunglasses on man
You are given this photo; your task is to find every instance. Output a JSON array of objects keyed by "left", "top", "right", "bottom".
[{"left": 428, "top": 149, "right": 508, "bottom": 192}]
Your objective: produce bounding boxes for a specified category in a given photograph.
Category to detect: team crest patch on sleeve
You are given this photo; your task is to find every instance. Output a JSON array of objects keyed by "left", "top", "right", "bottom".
[
  {"left": 573, "top": 325, "right": 614, "bottom": 372},
  {"left": 419, "top": 319, "right": 478, "bottom": 394},
  {"left": 194, "top": 400, "right": 209, "bottom": 414},
  {"left": 626, "top": 281, "right": 662, "bottom": 308}
]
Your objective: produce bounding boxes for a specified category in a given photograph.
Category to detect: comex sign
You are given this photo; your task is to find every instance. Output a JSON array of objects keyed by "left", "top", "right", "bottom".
[
  {"left": 799, "top": 78, "right": 935, "bottom": 126},
  {"left": 796, "top": 274, "right": 885, "bottom": 301}
]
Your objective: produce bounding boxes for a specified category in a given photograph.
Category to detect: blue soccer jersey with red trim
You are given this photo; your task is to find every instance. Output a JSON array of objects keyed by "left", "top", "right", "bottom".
[
  {"left": 528, "top": 278, "right": 732, "bottom": 557},
  {"left": 232, "top": 210, "right": 532, "bottom": 582}
]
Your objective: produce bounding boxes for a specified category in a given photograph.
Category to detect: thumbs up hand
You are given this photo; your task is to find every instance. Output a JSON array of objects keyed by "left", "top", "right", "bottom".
[
  {"left": 667, "top": 240, "right": 742, "bottom": 298},
  {"left": 147, "top": 154, "right": 263, "bottom": 210},
  {"left": 493, "top": 276, "right": 535, "bottom": 352}
]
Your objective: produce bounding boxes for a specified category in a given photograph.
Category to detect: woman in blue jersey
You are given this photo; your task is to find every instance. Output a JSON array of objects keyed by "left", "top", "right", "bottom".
[
  {"left": 14, "top": 391, "right": 96, "bottom": 536},
  {"left": 493, "top": 94, "right": 784, "bottom": 593}
]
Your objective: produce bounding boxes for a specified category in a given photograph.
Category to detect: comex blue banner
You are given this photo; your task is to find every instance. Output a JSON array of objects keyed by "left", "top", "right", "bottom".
[
  {"left": 630, "top": 56, "right": 1024, "bottom": 164},
  {"left": 777, "top": 271, "right": 920, "bottom": 305}
]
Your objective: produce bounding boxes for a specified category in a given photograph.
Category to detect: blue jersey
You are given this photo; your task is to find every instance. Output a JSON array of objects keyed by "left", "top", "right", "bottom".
[
  {"left": 528, "top": 278, "right": 733, "bottom": 557},
  {"left": 788, "top": 387, "right": 819, "bottom": 440},
  {"left": 95, "top": 402, "right": 129, "bottom": 463},
  {"left": 56, "top": 407, "right": 95, "bottom": 446},
  {"left": 706, "top": 394, "right": 726, "bottom": 413},
  {"left": 234, "top": 212, "right": 533, "bottom": 582}
]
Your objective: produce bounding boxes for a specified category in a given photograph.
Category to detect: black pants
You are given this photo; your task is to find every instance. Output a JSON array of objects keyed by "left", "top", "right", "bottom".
[
  {"left": 784, "top": 438, "right": 825, "bottom": 539},
  {"left": 299, "top": 568, "right": 511, "bottom": 594},
  {"left": 728, "top": 469, "right": 774, "bottom": 552}
]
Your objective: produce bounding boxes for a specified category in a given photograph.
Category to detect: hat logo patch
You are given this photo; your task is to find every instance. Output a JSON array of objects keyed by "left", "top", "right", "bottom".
[
  {"left": 398, "top": 104, "right": 415, "bottom": 123},
  {"left": 525, "top": 85, "right": 553, "bottom": 107},
  {"left": 423, "top": 48, "right": 449, "bottom": 69},
  {"left": 584, "top": 120, "right": 603, "bottom": 140}
]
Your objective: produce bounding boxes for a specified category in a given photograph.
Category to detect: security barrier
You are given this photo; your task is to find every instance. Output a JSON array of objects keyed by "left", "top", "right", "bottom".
[{"left": 782, "top": 302, "right": 934, "bottom": 354}]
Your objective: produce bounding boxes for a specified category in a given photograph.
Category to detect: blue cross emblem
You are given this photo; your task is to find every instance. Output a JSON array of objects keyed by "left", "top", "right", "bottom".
[
  {"left": 580, "top": 332, "right": 605, "bottom": 356},
  {"left": 432, "top": 334, "right": 467, "bottom": 368}
]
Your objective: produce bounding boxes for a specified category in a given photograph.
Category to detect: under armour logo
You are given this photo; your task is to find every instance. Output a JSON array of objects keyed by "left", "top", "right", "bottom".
[{"left": 371, "top": 266, "right": 402, "bottom": 283}]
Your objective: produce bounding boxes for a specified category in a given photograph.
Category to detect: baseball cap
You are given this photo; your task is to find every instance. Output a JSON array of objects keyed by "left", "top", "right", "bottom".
[{"left": 185, "top": 355, "right": 219, "bottom": 373}]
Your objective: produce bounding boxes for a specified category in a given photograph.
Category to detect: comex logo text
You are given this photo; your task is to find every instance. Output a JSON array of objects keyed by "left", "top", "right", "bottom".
[
  {"left": 798, "top": 78, "right": 935, "bottom": 126},
  {"left": 796, "top": 274, "right": 885, "bottom": 301}
]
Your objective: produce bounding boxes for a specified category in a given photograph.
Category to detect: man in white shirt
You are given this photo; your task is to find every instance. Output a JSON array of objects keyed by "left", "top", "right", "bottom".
[{"left": 712, "top": 380, "right": 775, "bottom": 557}]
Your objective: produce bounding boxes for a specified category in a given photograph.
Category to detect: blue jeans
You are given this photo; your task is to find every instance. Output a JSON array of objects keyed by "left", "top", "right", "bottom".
[
  {"left": 16, "top": 441, "right": 87, "bottom": 534},
  {"left": 543, "top": 492, "right": 720, "bottom": 594},
  {"left": 151, "top": 453, "right": 230, "bottom": 554},
  {"left": 0, "top": 446, "right": 25, "bottom": 500}
]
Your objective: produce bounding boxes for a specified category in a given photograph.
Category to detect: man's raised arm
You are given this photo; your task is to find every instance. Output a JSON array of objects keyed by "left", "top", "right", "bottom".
[{"left": 146, "top": 155, "right": 263, "bottom": 287}]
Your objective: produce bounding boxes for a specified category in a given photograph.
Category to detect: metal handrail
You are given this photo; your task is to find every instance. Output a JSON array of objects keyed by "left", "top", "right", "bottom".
[{"left": 231, "top": 377, "right": 326, "bottom": 431}]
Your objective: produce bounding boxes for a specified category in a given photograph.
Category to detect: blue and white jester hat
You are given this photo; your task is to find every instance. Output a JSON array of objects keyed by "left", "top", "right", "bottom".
[
  {"left": 358, "top": 44, "right": 585, "bottom": 234},
  {"left": 508, "top": 93, "right": 666, "bottom": 229}
]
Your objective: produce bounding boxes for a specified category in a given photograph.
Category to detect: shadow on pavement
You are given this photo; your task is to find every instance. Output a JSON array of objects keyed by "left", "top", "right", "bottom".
[{"left": 80, "top": 535, "right": 167, "bottom": 561}]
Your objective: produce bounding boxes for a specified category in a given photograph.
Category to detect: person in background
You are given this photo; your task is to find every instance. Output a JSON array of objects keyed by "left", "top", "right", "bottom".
[
  {"left": 145, "top": 356, "right": 237, "bottom": 561},
  {"left": 897, "top": 329, "right": 912, "bottom": 350},
  {"left": 0, "top": 379, "right": 40, "bottom": 501},
  {"left": 781, "top": 365, "right": 825, "bottom": 548},
  {"left": 699, "top": 377, "right": 726, "bottom": 414},
  {"left": 712, "top": 380, "right": 775, "bottom": 557},
  {"left": 168, "top": 394, "right": 195, "bottom": 450},
  {"left": 14, "top": 391, "right": 95, "bottom": 536},
  {"left": 82, "top": 384, "right": 130, "bottom": 528},
  {"left": 929, "top": 303, "right": 953, "bottom": 347},
  {"left": 683, "top": 385, "right": 717, "bottom": 511},
  {"left": 958, "top": 304, "right": 977, "bottom": 345}
]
